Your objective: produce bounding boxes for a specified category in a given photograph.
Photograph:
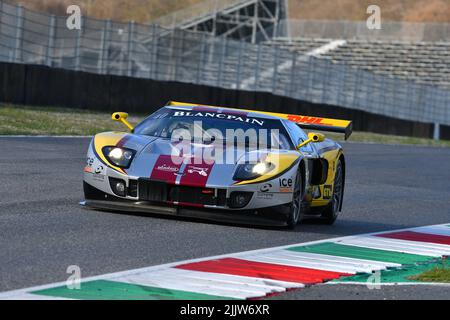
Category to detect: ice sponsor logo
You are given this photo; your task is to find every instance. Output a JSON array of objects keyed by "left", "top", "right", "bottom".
[{"left": 279, "top": 178, "right": 293, "bottom": 193}]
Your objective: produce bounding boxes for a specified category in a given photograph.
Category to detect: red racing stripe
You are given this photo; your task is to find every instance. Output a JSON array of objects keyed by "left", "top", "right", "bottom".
[
  {"left": 376, "top": 231, "right": 450, "bottom": 246},
  {"left": 116, "top": 134, "right": 132, "bottom": 148},
  {"left": 150, "top": 155, "right": 183, "bottom": 184},
  {"left": 176, "top": 257, "right": 349, "bottom": 284},
  {"left": 179, "top": 159, "right": 214, "bottom": 187}
]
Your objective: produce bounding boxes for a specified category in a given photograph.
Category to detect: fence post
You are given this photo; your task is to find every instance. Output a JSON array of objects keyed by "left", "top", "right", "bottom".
[
  {"left": 173, "top": 30, "right": 182, "bottom": 80},
  {"left": 13, "top": 5, "right": 24, "bottom": 63},
  {"left": 126, "top": 21, "right": 135, "bottom": 77},
  {"left": 74, "top": 26, "right": 82, "bottom": 71},
  {"left": 235, "top": 41, "right": 244, "bottom": 90},
  {"left": 149, "top": 24, "right": 159, "bottom": 79},
  {"left": 433, "top": 123, "right": 440, "bottom": 140},
  {"left": 196, "top": 33, "right": 206, "bottom": 84},
  {"left": 254, "top": 43, "right": 261, "bottom": 90},
  {"left": 288, "top": 51, "right": 297, "bottom": 97},
  {"left": 217, "top": 38, "right": 226, "bottom": 88},
  {"left": 0, "top": 1, "right": 3, "bottom": 51},
  {"left": 100, "top": 19, "right": 111, "bottom": 74},
  {"left": 46, "top": 14, "right": 56, "bottom": 66},
  {"left": 271, "top": 45, "right": 279, "bottom": 93}
]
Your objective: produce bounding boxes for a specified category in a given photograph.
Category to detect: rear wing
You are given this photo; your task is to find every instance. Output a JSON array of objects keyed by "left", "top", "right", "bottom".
[
  {"left": 167, "top": 101, "right": 353, "bottom": 140},
  {"left": 271, "top": 114, "right": 353, "bottom": 140}
]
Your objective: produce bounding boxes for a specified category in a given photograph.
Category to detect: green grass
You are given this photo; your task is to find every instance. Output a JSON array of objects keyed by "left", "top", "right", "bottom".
[
  {"left": 408, "top": 262, "right": 450, "bottom": 283},
  {"left": 0, "top": 105, "right": 144, "bottom": 136},
  {"left": 0, "top": 104, "right": 449, "bottom": 148},
  {"left": 326, "top": 131, "right": 450, "bottom": 148}
]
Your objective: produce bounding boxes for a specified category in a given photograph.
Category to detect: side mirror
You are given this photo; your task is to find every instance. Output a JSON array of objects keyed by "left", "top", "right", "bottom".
[
  {"left": 296, "top": 132, "right": 325, "bottom": 150},
  {"left": 112, "top": 112, "right": 134, "bottom": 132},
  {"left": 308, "top": 132, "right": 325, "bottom": 143}
]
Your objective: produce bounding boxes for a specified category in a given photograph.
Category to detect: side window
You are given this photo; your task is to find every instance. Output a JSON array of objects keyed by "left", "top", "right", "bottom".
[{"left": 283, "top": 120, "right": 312, "bottom": 152}]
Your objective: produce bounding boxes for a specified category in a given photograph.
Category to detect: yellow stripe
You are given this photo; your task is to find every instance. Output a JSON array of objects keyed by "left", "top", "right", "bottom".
[
  {"left": 94, "top": 132, "right": 127, "bottom": 174},
  {"left": 234, "top": 153, "right": 299, "bottom": 185}
]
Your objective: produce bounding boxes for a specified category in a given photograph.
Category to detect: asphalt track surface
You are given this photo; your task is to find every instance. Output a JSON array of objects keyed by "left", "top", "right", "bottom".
[{"left": 0, "top": 137, "right": 449, "bottom": 299}]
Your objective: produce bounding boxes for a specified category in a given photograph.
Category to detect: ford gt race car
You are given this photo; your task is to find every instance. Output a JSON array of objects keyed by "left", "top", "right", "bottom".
[{"left": 81, "top": 101, "right": 352, "bottom": 228}]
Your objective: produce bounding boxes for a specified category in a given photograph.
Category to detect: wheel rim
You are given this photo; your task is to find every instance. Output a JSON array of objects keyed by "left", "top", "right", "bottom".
[
  {"left": 332, "top": 163, "right": 343, "bottom": 214},
  {"left": 292, "top": 171, "right": 302, "bottom": 222}
]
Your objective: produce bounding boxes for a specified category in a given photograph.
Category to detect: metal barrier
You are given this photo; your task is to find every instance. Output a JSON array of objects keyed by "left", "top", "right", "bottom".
[
  {"left": 277, "top": 19, "right": 450, "bottom": 42},
  {"left": 0, "top": 1, "right": 449, "bottom": 135}
]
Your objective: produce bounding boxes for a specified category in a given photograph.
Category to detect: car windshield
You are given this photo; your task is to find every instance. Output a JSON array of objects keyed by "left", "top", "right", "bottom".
[{"left": 134, "top": 108, "right": 294, "bottom": 150}]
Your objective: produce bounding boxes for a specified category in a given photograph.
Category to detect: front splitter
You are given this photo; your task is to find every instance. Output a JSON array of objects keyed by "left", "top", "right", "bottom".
[{"left": 80, "top": 199, "right": 289, "bottom": 227}]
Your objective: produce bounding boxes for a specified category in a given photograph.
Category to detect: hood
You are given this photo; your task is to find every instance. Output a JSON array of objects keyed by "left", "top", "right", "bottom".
[{"left": 95, "top": 132, "right": 300, "bottom": 187}]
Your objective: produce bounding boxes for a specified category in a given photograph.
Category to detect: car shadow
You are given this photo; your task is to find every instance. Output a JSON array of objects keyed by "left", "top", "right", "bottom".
[{"left": 82, "top": 205, "right": 415, "bottom": 236}]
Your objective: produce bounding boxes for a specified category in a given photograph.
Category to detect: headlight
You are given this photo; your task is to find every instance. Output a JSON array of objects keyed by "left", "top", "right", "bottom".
[
  {"left": 233, "top": 162, "right": 275, "bottom": 181},
  {"left": 102, "top": 146, "right": 136, "bottom": 169}
]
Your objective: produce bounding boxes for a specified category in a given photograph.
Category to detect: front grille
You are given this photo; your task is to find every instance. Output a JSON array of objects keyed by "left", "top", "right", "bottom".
[
  {"left": 128, "top": 179, "right": 138, "bottom": 197},
  {"left": 138, "top": 179, "right": 167, "bottom": 202},
  {"left": 138, "top": 179, "right": 226, "bottom": 206}
]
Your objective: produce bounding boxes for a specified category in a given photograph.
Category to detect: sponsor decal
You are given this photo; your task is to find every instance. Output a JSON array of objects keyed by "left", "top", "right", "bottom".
[
  {"left": 180, "top": 160, "right": 215, "bottom": 188},
  {"left": 256, "top": 192, "right": 274, "bottom": 200},
  {"left": 151, "top": 155, "right": 184, "bottom": 184},
  {"left": 186, "top": 166, "right": 209, "bottom": 177},
  {"left": 323, "top": 185, "right": 333, "bottom": 199},
  {"left": 86, "top": 157, "right": 94, "bottom": 167},
  {"left": 156, "top": 164, "right": 180, "bottom": 174},
  {"left": 286, "top": 115, "right": 333, "bottom": 126},
  {"left": 173, "top": 111, "right": 264, "bottom": 126},
  {"left": 94, "top": 165, "right": 105, "bottom": 175},
  {"left": 87, "top": 165, "right": 105, "bottom": 181},
  {"left": 279, "top": 178, "right": 293, "bottom": 193},
  {"left": 260, "top": 183, "right": 273, "bottom": 193},
  {"left": 83, "top": 166, "right": 93, "bottom": 173}
]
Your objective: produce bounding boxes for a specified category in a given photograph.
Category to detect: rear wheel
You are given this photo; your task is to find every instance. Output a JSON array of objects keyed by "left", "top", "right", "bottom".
[
  {"left": 321, "top": 159, "right": 344, "bottom": 225},
  {"left": 286, "top": 168, "right": 304, "bottom": 228}
]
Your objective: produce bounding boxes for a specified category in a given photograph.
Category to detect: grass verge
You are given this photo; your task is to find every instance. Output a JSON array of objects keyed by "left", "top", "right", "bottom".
[
  {"left": 408, "top": 264, "right": 450, "bottom": 283},
  {"left": 0, "top": 105, "right": 144, "bottom": 136},
  {"left": 1, "top": 104, "right": 449, "bottom": 148}
]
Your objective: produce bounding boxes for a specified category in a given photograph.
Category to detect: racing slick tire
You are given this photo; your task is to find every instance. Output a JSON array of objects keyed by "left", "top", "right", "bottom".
[
  {"left": 286, "top": 167, "right": 304, "bottom": 229},
  {"left": 320, "top": 159, "right": 344, "bottom": 225}
]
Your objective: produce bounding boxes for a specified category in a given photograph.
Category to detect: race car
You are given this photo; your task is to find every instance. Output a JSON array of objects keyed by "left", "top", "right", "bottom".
[{"left": 81, "top": 101, "right": 352, "bottom": 228}]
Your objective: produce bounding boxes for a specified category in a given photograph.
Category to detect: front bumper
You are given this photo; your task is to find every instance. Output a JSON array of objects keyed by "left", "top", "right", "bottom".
[{"left": 82, "top": 182, "right": 291, "bottom": 227}]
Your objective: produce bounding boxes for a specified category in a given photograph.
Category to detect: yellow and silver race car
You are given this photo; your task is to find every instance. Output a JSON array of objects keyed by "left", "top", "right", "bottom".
[{"left": 82, "top": 101, "right": 352, "bottom": 228}]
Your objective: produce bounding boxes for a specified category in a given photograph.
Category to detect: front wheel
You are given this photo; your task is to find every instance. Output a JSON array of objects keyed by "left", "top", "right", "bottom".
[
  {"left": 286, "top": 168, "right": 304, "bottom": 228},
  {"left": 321, "top": 159, "right": 344, "bottom": 225}
]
